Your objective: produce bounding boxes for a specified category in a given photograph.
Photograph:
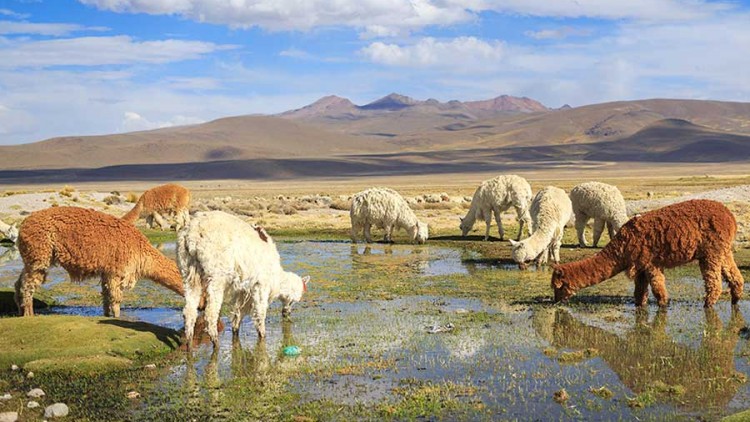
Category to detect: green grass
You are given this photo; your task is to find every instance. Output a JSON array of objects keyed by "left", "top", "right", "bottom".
[{"left": 0, "top": 315, "right": 180, "bottom": 374}]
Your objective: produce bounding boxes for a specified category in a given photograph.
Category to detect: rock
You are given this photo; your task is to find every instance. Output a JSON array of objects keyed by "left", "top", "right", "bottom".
[
  {"left": 144, "top": 364, "right": 156, "bottom": 369},
  {"left": 44, "top": 403, "right": 69, "bottom": 418},
  {"left": 27, "top": 388, "right": 45, "bottom": 398},
  {"left": 553, "top": 388, "right": 569, "bottom": 404},
  {"left": 27, "top": 401, "right": 40, "bottom": 408},
  {"left": 0, "top": 394, "right": 11, "bottom": 401},
  {"left": 26, "top": 371, "right": 34, "bottom": 379},
  {"left": 126, "top": 391, "right": 140, "bottom": 399},
  {"left": 10, "top": 365, "right": 18, "bottom": 371},
  {"left": 0, "top": 412, "right": 18, "bottom": 422}
]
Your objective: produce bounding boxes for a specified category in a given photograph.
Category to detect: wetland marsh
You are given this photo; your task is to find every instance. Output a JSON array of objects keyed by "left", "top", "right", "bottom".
[{"left": 2, "top": 237, "right": 750, "bottom": 421}]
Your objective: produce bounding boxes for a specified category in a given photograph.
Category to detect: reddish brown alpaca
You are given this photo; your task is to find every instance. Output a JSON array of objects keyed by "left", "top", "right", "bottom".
[
  {"left": 15, "top": 207, "right": 184, "bottom": 317},
  {"left": 551, "top": 200, "right": 744, "bottom": 307}
]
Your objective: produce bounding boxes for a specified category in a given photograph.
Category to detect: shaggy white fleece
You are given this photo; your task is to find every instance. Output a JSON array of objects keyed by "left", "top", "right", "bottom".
[
  {"left": 350, "top": 187, "right": 428, "bottom": 244},
  {"left": 460, "top": 175, "right": 532, "bottom": 241},
  {"left": 570, "top": 181, "right": 629, "bottom": 247},
  {"left": 510, "top": 186, "right": 572, "bottom": 268}
]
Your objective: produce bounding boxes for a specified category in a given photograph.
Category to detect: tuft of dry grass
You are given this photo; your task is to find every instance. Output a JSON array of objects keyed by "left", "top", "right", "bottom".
[
  {"left": 59, "top": 185, "right": 76, "bottom": 197},
  {"left": 126, "top": 192, "right": 139, "bottom": 203}
]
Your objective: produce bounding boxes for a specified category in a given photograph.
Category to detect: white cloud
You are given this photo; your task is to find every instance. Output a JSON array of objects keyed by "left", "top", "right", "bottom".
[
  {"left": 120, "top": 111, "right": 204, "bottom": 132},
  {"left": 279, "top": 48, "right": 314, "bottom": 60},
  {"left": 361, "top": 37, "right": 504, "bottom": 70},
  {"left": 524, "top": 26, "right": 592, "bottom": 40},
  {"left": 78, "top": 0, "right": 735, "bottom": 36},
  {"left": 0, "top": 35, "right": 234, "bottom": 68},
  {"left": 0, "top": 21, "right": 109, "bottom": 36},
  {"left": 0, "top": 9, "right": 29, "bottom": 19}
]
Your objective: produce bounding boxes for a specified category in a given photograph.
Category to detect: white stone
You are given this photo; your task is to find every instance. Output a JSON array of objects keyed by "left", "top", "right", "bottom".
[
  {"left": 27, "top": 401, "right": 40, "bottom": 409},
  {"left": 0, "top": 394, "right": 11, "bottom": 401},
  {"left": 26, "top": 371, "right": 34, "bottom": 379},
  {"left": 143, "top": 364, "right": 156, "bottom": 369},
  {"left": 44, "top": 403, "right": 69, "bottom": 418},
  {"left": 10, "top": 365, "right": 18, "bottom": 371},
  {"left": 0, "top": 412, "right": 18, "bottom": 422},
  {"left": 27, "top": 388, "right": 45, "bottom": 398},
  {"left": 126, "top": 391, "right": 140, "bottom": 399}
]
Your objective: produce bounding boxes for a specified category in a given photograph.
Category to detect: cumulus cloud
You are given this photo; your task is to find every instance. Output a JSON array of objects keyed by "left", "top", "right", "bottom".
[
  {"left": 0, "top": 35, "right": 234, "bottom": 68},
  {"left": 524, "top": 26, "right": 593, "bottom": 40},
  {"left": 78, "top": 0, "right": 735, "bottom": 36},
  {"left": 279, "top": 48, "right": 314, "bottom": 60},
  {"left": 120, "top": 111, "right": 204, "bottom": 132},
  {"left": 0, "top": 21, "right": 108, "bottom": 36},
  {"left": 0, "top": 9, "right": 29, "bottom": 19},
  {"left": 361, "top": 37, "right": 504, "bottom": 69}
]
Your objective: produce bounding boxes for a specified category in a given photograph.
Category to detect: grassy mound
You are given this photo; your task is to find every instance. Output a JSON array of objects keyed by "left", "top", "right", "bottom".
[{"left": 0, "top": 315, "right": 180, "bottom": 373}]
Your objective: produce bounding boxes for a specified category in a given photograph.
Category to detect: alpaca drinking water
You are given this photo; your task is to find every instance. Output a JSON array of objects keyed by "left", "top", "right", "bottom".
[{"left": 551, "top": 200, "right": 744, "bottom": 308}]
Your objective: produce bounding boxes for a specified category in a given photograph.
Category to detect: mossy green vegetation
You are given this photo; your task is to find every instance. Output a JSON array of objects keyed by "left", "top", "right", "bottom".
[{"left": 0, "top": 315, "right": 180, "bottom": 373}]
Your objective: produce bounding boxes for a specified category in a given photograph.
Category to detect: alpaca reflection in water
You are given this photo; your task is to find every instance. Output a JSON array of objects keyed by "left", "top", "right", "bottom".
[{"left": 535, "top": 306, "right": 748, "bottom": 410}]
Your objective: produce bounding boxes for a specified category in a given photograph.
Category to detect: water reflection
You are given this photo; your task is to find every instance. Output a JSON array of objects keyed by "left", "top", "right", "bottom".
[{"left": 537, "top": 306, "right": 748, "bottom": 409}]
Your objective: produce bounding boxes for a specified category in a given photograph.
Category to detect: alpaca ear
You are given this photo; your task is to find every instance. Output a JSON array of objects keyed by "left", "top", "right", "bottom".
[
  {"left": 459, "top": 217, "right": 464, "bottom": 222},
  {"left": 509, "top": 239, "right": 519, "bottom": 247}
]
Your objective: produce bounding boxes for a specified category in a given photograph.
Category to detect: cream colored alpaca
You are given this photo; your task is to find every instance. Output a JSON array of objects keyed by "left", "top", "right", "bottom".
[
  {"left": 178, "top": 211, "right": 308, "bottom": 350},
  {"left": 350, "top": 187, "right": 428, "bottom": 244},
  {"left": 570, "top": 181, "right": 629, "bottom": 247},
  {"left": 460, "top": 175, "right": 532, "bottom": 241},
  {"left": 510, "top": 186, "right": 572, "bottom": 269}
]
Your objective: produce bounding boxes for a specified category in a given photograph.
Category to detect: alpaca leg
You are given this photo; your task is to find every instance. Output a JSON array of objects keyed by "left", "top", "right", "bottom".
[
  {"left": 551, "top": 235, "right": 563, "bottom": 264},
  {"left": 494, "top": 207, "right": 504, "bottom": 241},
  {"left": 251, "top": 290, "right": 269, "bottom": 339},
  {"left": 483, "top": 211, "right": 493, "bottom": 241},
  {"left": 646, "top": 268, "right": 669, "bottom": 307},
  {"left": 699, "top": 258, "right": 723, "bottom": 308},
  {"left": 574, "top": 212, "right": 588, "bottom": 247},
  {"left": 514, "top": 206, "right": 526, "bottom": 240},
  {"left": 592, "top": 219, "right": 605, "bottom": 248},
  {"left": 145, "top": 214, "right": 154, "bottom": 229},
  {"left": 101, "top": 275, "right": 125, "bottom": 317},
  {"left": 721, "top": 252, "right": 744, "bottom": 304},
  {"left": 350, "top": 222, "right": 360, "bottom": 243},
  {"left": 183, "top": 285, "right": 202, "bottom": 350},
  {"left": 364, "top": 223, "right": 372, "bottom": 243},
  {"left": 204, "top": 286, "right": 225, "bottom": 350},
  {"left": 383, "top": 225, "right": 393, "bottom": 243},
  {"left": 633, "top": 271, "right": 650, "bottom": 307},
  {"left": 230, "top": 294, "right": 247, "bottom": 337},
  {"left": 15, "top": 268, "right": 46, "bottom": 316},
  {"left": 606, "top": 221, "right": 616, "bottom": 241},
  {"left": 152, "top": 212, "right": 170, "bottom": 231}
]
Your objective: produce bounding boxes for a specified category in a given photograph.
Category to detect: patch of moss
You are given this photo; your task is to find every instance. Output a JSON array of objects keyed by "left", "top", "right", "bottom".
[{"left": 0, "top": 315, "right": 180, "bottom": 373}]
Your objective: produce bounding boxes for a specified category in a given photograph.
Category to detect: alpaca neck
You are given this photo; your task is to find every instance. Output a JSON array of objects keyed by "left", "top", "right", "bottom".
[
  {"left": 523, "top": 226, "right": 556, "bottom": 258},
  {"left": 122, "top": 198, "right": 144, "bottom": 223},
  {"left": 561, "top": 248, "right": 625, "bottom": 289},
  {"left": 142, "top": 249, "right": 184, "bottom": 296}
]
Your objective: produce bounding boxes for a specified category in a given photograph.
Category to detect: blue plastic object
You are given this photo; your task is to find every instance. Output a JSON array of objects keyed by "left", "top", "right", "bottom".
[{"left": 282, "top": 345, "right": 301, "bottom": 356}]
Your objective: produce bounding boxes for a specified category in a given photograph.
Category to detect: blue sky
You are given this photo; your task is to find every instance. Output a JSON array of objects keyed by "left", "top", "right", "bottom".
[{"left": 1, "top": 0, "right": 749, "bottom": 144}]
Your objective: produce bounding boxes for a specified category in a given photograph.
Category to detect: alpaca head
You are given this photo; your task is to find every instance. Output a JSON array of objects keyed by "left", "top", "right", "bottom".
[
  {"left": 509, "top": 239, "right": 533, "bottom": 270},
  {"left": 280, "top": 272, "right": 309, "bottom": 318},
  {"left": 410, "top": 221, "right": 429, "bottom": 244},
  {"left": 551, "top": 265, "right": 576, "bottom": 303},
  {"left": 459, "top": 217, "right": 472, "bottom": 237}
]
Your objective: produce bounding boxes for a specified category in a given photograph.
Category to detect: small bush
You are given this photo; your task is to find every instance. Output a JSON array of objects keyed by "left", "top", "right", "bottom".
[
  {"left": 103, "top": 195, "right": 124, "bottom": 205},
  {"left": 126, "top": 192, "right": 139, "bottom": 203},
  {"left": 59, "top": 185, "right": 75, "bottom": 197},
  {"left": 330, "top": 199, "right": 352, "bottom": 211}
]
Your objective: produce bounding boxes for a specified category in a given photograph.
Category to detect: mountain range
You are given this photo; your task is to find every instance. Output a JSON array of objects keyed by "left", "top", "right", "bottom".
[{"left": 0, "top": 93, "right": 749, "bottom": 181}]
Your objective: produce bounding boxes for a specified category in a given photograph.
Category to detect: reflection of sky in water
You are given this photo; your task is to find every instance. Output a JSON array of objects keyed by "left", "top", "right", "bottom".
[{"left": 4, "top": 241, "right": 750, "bottom": 419}]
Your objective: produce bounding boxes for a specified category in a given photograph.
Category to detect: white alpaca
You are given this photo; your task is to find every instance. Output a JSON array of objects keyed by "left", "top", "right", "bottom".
[
  {"left": 509, "top": 186, "right": 572, "bottom": 269},
  {"left": 178, "top": 211, "right": 308, "bottom": 350},
  {"left": 570, "top": 181, "right": 629, "bottom": 248},
  {"left": 459, "top": 175, "right": 533, "bottom": 241},
  {"left": 350, "top": 187, "right": 428, "bottom": 244},
  {"left": 0, "top": 220, "right": 18, "bottom": 243}
]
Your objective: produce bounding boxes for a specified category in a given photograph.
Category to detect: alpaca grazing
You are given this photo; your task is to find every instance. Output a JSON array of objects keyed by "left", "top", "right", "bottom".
[
  {"left": 570, "top": 181, "right": 629, "bottom": 247},
  {"left": 350, "top": 187, "right": 428, "bottom": 244},
  {"left": 122, "top": 183, "right": 191, "bottom": 230},
  {"left": 551, "top": 200, "right": 744, "bottom": 308},
  {"left": 15, "top": 207, "right": 184, "bottom": 317},
  {"left": 459, "top": 175, "right": 533, "bottom": 241},
  {"left": 0, "top": 219, "right": 18, "bottom": 243},
  {"left": 178, "top": 211, "right": 308, "bottom": 350},
  {"left": 510, "top": 186, "right": 572, "bottom": 269}
]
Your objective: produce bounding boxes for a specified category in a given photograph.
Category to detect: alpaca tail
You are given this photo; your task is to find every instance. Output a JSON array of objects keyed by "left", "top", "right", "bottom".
[{"left": 122, "top": 195, "right": 144, "bottom": 223}]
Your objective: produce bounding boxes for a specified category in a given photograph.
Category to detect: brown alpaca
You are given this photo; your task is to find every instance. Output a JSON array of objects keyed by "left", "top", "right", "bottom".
[
  {"left": 15, "top": 206, "right": 184, "bottom": 317},
  {"left": 551, "top": 199, "right": 744, "bottom": 308},
  {"left": 122, "top": 183, "right": 191, "bottom": 230}
]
